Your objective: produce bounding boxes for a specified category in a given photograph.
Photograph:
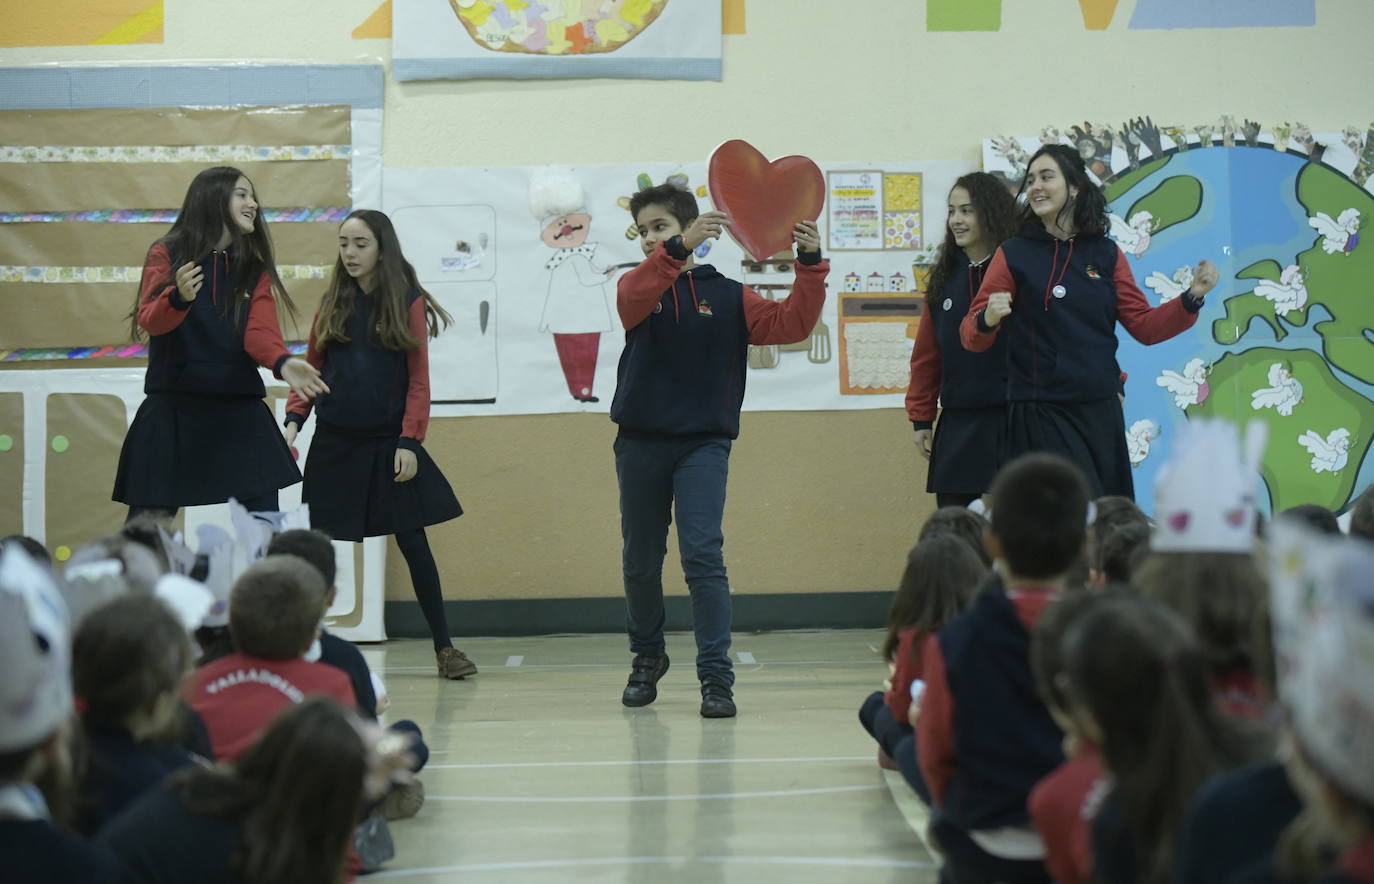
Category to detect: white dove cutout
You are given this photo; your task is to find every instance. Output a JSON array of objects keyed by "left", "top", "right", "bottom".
[
  {"left": 1126, "top": 419, "right": 1161, "bottom": 467},
  {"left": 1109, "top": 211, "right": 1155, "bottom": 258},
  {"left": 1157, "top": 358, "right": 1211, "bottom": 410},
  {"left": 1145, "top": 265, "right": 1193, "bottom": 304},
  {"left": 1309, "top": 208, "right": 1361, "bottom": 255},
  {"left": 1251, "top": 362, "right": 1304, "bottom": 417},
  {"left": 1299, "top": 428, "right": 1353, "bottom": 474},
  {"left": 1253, "top": 265, "right": 1308, "bottom": 317}
]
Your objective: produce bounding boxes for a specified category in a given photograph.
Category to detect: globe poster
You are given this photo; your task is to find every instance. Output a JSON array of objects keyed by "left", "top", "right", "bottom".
[{"left": 983, "top": 124, "right": 1374, "bottom": 515}]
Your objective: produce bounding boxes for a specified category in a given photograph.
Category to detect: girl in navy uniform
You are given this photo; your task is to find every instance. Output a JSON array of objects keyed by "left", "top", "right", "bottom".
[
  {"left": 906, "top": 172, "right": 1018, "bottom": 507},
  {"left": 960, "top": 145, "right": 1219, "bottom": 499},
  {"left": 283, "top": 210, "right": 473, "bottom": 680},
  {"left": 113, "top": 166, "right": 328, "bottom": 519}
]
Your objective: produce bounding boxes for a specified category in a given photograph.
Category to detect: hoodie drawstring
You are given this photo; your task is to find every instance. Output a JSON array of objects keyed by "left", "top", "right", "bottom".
[
  {"left": 211, "top": 250, "right": 222, "bottom": 307},
  {"left": 1043, "top": 238, "right": 1074, "bottom": 310},
  {"left": 686, "top": 271, "right": 700, "bottom": 316},
  {"left": 668, "top": 272, "right": 701, "bottom": 324},
  {"left": 670, "top": 280, "right": 680, "bottom": 323}
]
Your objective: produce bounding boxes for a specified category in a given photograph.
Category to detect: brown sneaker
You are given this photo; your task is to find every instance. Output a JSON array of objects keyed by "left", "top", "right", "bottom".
[
  {"left": 437, "top": 647, "right": 477, "bottom": 679},
  {"left": 379, "top": 778, "right": 425, "bottom": 821}
]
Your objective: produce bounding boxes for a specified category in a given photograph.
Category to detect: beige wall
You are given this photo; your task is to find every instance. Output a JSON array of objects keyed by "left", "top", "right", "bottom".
[{"left": 5, "top": 0, "right": 1371, "bottom": 601}]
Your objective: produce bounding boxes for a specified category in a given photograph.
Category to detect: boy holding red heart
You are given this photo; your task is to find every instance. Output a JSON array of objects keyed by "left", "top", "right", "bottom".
[{"left": 610, "top": 182, "right": 828, "bottom": 718}]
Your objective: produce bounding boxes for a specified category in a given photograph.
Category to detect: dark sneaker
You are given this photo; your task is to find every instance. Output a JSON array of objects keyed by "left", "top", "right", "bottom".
[
  {"left": 621, "top": 653, "right": 670, "bottom": 707},
  {"left": 379, "top": 778, "right": 425, "bottom": 821},
  {"left": 437, "top": 647, "right": 478, "bottom": 680},
  {"left": 699, "top": 679, "right": 736, "bottom": 718}
]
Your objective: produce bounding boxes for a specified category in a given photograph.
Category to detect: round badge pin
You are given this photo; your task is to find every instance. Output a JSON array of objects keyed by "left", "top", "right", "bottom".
[
  {"left": 942, "top": 297, "right": 953, "bottom": 311},
  {"left": 1052, "top": 285, "right": 1067, "bottom": 299}
]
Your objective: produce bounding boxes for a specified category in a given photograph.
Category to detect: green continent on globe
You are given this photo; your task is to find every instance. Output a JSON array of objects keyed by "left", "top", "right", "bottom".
[{"left": 1192, "top": 347, "right": 1374, "bottom": 511}]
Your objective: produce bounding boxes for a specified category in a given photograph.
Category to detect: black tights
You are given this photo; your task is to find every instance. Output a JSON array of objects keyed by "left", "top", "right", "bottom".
[{"left": 393, "top": 528, "right": 453, "bottom": 653}]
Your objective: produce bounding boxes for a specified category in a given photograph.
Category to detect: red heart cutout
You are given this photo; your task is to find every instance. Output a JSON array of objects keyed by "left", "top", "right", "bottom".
[
  {"left": 708, "top": 139, "right": 825, "bottom": 262},
  {"left": 1167, "top": 511, "right": 1190, "bottom": 533},
  {"left": 1226, "top": 507, "right": 1246, "bottom": 527}
]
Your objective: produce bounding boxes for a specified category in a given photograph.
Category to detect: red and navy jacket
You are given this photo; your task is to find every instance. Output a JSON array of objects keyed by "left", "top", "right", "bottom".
[
  {"left": 960, "top": 224, "right": 1200, "bottom": 403},
  {"left": 285, "top": 286, "right": 433, "bottom": 452},
  {"left": 1320, "top": 836, "right": 1374, "bottom": 884},
  {"left": 918, "top": 573, "right": 1064, "bottom": 831},
  {"left": 611, "top": 236, "right": 828, "bottom": 440},
  {"left": 137, "top": 243, "right": 291, "bottom": 396},
  {"left": 905, "top": 251, "right": 1007, "bottom": 430}
]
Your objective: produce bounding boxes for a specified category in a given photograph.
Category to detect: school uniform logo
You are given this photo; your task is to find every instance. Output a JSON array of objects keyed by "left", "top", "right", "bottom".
[
  {"left": 653, "top": 302, "right": 663, "bottom": 314},
  {"left": 1085, "top": 265, "right": 1101, "bottom": 280},
  {"left": 697, "top": 299, "right": 714, "bottom": 317}
]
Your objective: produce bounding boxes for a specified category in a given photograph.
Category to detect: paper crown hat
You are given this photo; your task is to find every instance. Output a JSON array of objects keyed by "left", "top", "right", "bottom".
[
  {"left": 1268, "top": 520, "right": 1374, "bottom": 805},
  {"left": 528, "top": 170, "right": 586, "bottom": 225},
  {"left": 0, "top": 546, "right": 73, "bottom": 752},
  {"left": 1153, "top": 418, "right": 1267, "bottom": 553}
]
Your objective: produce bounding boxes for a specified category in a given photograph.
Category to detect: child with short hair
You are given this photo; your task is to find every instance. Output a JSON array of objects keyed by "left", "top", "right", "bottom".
[
  {"left": 1064, "top": 594, "right": 1266, "bottom": 884},
  {"left": 613, "top": 182, "right": 828, "bottom": 718},
  {"left": 1095, "top": 520, "right": 1150, "bottom": 586},
  {"left": 858, "top": 535, "right": 986, "bottom": 800},
  {"left": 917, "top": 452, "right": 1092, "bottom": 883},
  {"left": 186, "top": 555, "right": 355, "bottom": 761},
  {"left": 0, "top": 547, "right": 122, "bottom": 883},
  {"left": 1086, "top": 495, "right": 1148, "bottom": 586},
  {"left": 1351, "top": 486, "right": 1374, "bottom": 542},
  {"left": 1279, "top": 503, "right": 1341, "bottom": 535},
  {"left": 73, "top": 594, "right": 197, "bottom": 835}
]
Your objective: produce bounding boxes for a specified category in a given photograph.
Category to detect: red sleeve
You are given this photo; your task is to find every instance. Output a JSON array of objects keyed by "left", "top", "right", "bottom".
[
  {"left": 1112, "top": 247, "right": 1199, "bottom": 344},
  {"left": 285, "top": 312, "right": 323, "bottom": 425},
  {"left": 137, "top": 243, "right": 191, "bottom": 336},
  {"left": 884, "top": 627, "right": 920, "bottom": 721},
  {"left": 960, "top": 247, "right": 1013, "bottom": 352},
  {"left": 743, "top": 259, "right": 829, "bottom": 345},
  {"left": 905, "top": 297, "right": 942, "bottom": 423},
  {"left": 243, "top": 273, "right": 291, "bottom": 377},
  {"left": 617, "top": 242, "right": 686, "bottom": 329},
  {"left": 401, "top": 298, "right": 432, "bottom": 442},
  {"left": 916, "top": 635, "right": 957, "bottom": 807}
]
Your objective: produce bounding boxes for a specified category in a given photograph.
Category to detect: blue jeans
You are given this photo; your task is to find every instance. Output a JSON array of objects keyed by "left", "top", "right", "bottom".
[{"left": 614, "top": 435, "right": 734, "bottom": 686}]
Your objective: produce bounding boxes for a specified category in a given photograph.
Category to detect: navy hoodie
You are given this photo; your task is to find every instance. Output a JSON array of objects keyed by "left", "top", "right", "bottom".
[
  {"left": 611, "top": 237, "right": 828, "bottom": 440},
  {"left": 961, "top": 224, "right": 1199, "bottom": 403}
]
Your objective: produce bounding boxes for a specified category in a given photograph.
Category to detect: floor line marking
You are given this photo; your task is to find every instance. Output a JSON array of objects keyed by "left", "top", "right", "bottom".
[
  {"left": 371, "top": 854, "right": 935, "bottom": 878},
  {"left": 424, "top": 755, "right": 870, "bottom": 770},
  {"left": 423, "top": 784, "right": 885, "bottom": 803},
  {"left": 505, "top": 655, "right": 523, "bottom": 667},
  {"left": 736, "top": 651, "right": 756, "bottom": 664}
]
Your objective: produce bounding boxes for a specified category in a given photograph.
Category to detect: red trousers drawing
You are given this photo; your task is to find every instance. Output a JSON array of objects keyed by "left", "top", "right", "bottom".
[{"left": 553, "top": 332, "right": 600, "bottom": 401}]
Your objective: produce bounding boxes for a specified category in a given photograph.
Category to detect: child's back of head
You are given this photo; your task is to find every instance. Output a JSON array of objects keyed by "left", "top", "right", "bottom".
[
  {"left": 74, "top": 595, "right": 192, "bottom": 740},
  {"left": 988, "top": 453, "right": 1091, "bottom": 580},
  {"left": 1351, "top": 486, "right": 1374, "bottom": 541},
  {"left": 228, "top": 555, "right": 325, "bottom": 660},
  {"left": 881, "top": 534, "right": 987, "bottom": 661},
  {"left": 1063, "top": 593, "right": 1262, "bottom": 884},
  {"left": 1133, "top": 550, "right": 1266, "bottom": 680},
  {"left": 266, "top": 529, "right": 336, "bottom": 589},
  {"left": 1098, "top": 520, "right": 1151, "bottom": 585},
  {"left": 918, "top": 505, "right": 992, "bottom": 567},
  {"left": 1277, "top": 503, "right": 1340, "bottom": 536}
]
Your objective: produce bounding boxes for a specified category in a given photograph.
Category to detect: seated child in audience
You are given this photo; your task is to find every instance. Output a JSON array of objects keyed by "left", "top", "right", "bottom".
[
  {"left": 1062, "top": 593, "right": 1266, "bottom": 884},
  {"left": 917, "top": 452, "right": 1092, "bottom": 884},
  {"left": 0, "top": 547, "right": 122, "bottom": 884},
  {"left": 1027, "top": 589, "right": 1113, "bottom": 884},
  {"left": 186, "top": 555, "right": 355, "bottom": 760},
  {"left": 1351, "top": 487, "right": 1374, "bottom": 542},
  {"left": 97, "top": 696, "right": 391, "bottom": 884},
  {"left": 74, "top": 594, "right": 198, "bottom": 835},
  {"left": 1085, "top": 495, "right": 1148, "bottom": 586},
  {"left": 1278, "top": 503, "right": 1341, "bottom": 536},
  {"left": 265, "top": 528, "right": 429, "bottom": 820},
  {"left": 859, "top": 535, "right": 986, "bottom": 801},
  {"left": 918, "top": 504, "right": 992, "bottom": 567},
  {"left": 1094, "top": 520, "right": 1151, "bottom": 586},
  {"left": 1133, "top": 420, "right": 1271, "bottom": 721},
  {"left": 0, "top": 534, "right": 52, "bottom": 572}
]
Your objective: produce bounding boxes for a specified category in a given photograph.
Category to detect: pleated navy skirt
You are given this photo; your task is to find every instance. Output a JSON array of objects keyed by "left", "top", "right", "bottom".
[
  {"left": 302, "top": 422, "right": 462, "bottom": 542},
  {"left": 927, "top": 406, "right": 1005, "bottom": 496},
  {"left": 1004, "top": 398, "right": 1132, "bottom": 499},
  {"left": 112, "top": 392, "right": 301, "bottom": 508}
]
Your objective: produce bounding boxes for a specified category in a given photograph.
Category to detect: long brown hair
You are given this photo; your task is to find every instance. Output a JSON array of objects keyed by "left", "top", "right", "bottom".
[
  {"left": 1064, "top": 594, "right": 1264, "bottom": 884},
  {"left": 129, "top": 166, "right": 296, "bottom": 341},
  {"left": 880, "top": 535, "right": 987, "bottom": 661},
  {"left": 170, "top": 697, "right": 367, "bottom": 884},
  {"left": 313, "top": 209, "right": 452, "bottom": 351},
  {"left": 73, "top": 594, "right": 191, "bottom": 735},
  {"left": 1133, "top": 551, "right": 1267, "bottom": 679},
  {"left": 924, "top": 172, "right": 1018, "bottom": 304}
]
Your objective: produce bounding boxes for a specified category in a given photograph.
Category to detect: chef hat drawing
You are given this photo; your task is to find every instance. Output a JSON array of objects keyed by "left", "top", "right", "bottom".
[
  {"left": 1268, "top": 519, "right": 1374, "bottom": 805},
  {"left": 0, "top": 545, "right": 73, "bottom": 752},
  {"left": 1153, "top": 418, "right": 1267, "bottom": 553},
  {"left": 529, "top": 169, "right": 586, "bottom": 226}
]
